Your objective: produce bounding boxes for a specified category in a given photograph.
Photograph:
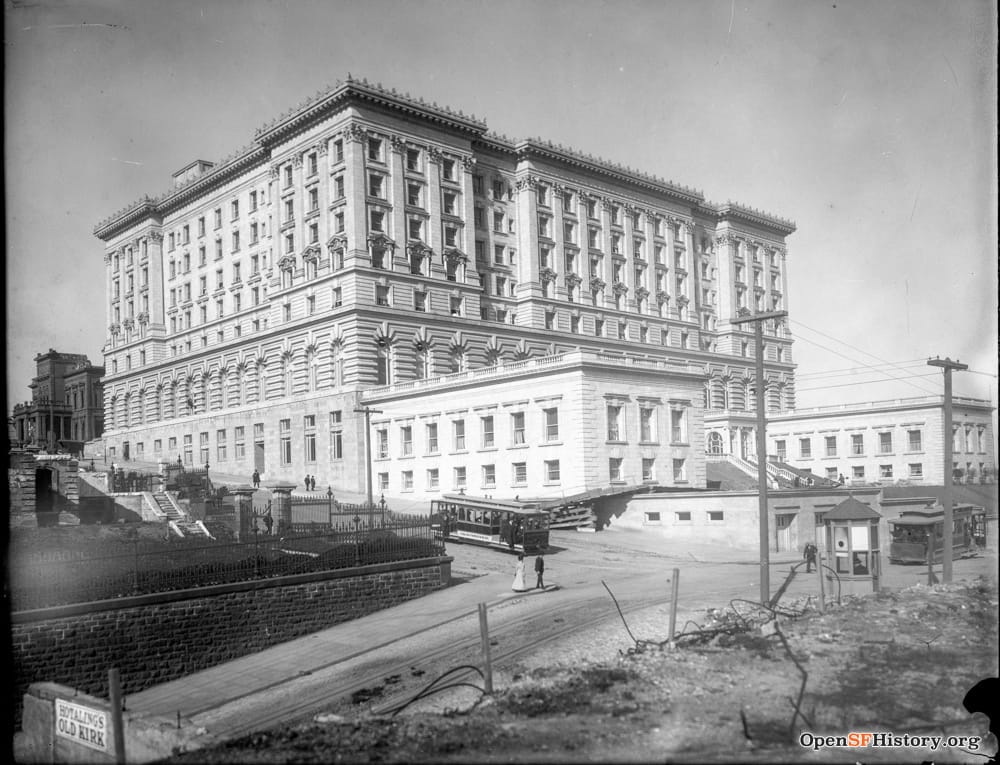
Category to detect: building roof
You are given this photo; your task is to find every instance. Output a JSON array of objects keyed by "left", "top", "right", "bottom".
[{"left": 823, "top": 495, "right": 881, "bottom": 520}]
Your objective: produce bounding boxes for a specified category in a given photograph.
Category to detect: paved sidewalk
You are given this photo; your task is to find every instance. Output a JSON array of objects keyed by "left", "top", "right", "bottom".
[{"left": 126, "top": 571, "right": 534, "bottom": 721}]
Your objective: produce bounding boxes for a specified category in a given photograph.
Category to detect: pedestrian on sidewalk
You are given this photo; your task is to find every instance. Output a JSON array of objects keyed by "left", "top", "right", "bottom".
[
  {"left": 512, "top": 554, "right": 528, "bottom": 592},
  {"left": 263, "top": 513, "right": 273, "bottom": 535},
  {"left": 803, "top": 541, "right": 818, "bottom": 573},
  {"left": 309, "top": 475, "right": 316, "bottom": 491},
  {"left": 252, "top": 469, "right": 260, "bottom": 489},
  {"left": 534, "top": 554, "right": 545, "bottom": 589}
]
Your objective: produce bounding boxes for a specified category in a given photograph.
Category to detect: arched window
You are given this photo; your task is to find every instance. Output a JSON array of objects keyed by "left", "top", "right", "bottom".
[
  {"left": 256, "top": 363, "right": 267, "bottom": 403},
  {"left": 283, "top": 356, "right": 294, "bottom": 397},
  {"left": 376, "top": 339, "right": 392, "bottom": 385},
  {"left": 415, "top": 343, "right": 432, "bottom": 379},
  {"left": 707, "top": 432, "right": 724, "bottom": 455},
  {"left": 330, "top": 343, "right": 343, "bottom": 388}
]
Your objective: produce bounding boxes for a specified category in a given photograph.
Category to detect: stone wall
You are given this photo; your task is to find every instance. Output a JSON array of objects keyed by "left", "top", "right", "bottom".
[{"left": 12, "top": 556, "right": 451, "bottom": 727}]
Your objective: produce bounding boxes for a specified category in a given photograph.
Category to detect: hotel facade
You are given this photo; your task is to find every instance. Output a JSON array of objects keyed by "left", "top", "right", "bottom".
[{"left": 94, "top": 76, "right": 798, "bottom": 497}]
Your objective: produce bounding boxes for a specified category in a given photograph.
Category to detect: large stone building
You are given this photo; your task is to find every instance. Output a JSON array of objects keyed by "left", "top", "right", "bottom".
[
  {"left": 764, "top": 395, "right": 995, "bottom": 486},
  {"left": 94, "top": 75, "right": 797, "bottom": 496},
  {"left": 10, "top": 349, "right": 105, "bottom": 451}
]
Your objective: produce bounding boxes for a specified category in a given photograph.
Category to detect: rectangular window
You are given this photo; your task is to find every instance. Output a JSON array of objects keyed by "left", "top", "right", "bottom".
[
  {"left": 907, "top": 430, "right": 922, "bottom": 451},
  {"left": 511, "top": 412, "right": 525, "bottom": 445},
  {"left": 376, "top": 428, "right": 389, "bottom": 459},
  {"left": 609, "top": 457, "right": 623, "bottom": 482},
  {"left": 799, "top": 438, "right": 812, "bottom": 458},
  {"left": 852, "top": 465, "right": 865, "bottom": 479},
  {"left": 879, "top": 432, "right": 893, "bottom": 454},
  {"left": 607, "top": 404, "right": 623, "bottom": 441},
  {"left": 672, "top": 458, "right": 687, "bottom": 482},
  {"left": 454, "top": 466, "right": 467, "bottom": 490},
  {"left": 304, "top": 415, "right": 317, "bottom": 462},
  {"left": 543, "top": 407, "right": 559, "bottom": 441},
  {"left": 401, "top": 471, "right": 414, "bottom": 491},
  {"left": 376, "top": 285, "right": 390, "bottom": 306},
  {"left": 825, "top": 435, "right": 837, "bottom": 457},
  {"left": 545, "top": 460, "right": 561, "bottom": 482},
  {"left": 909, "top": 463, "right": 923, "bottom": 479},
  {"left": 279, "top": 419, "right": 291, "bottom": 466},
  {"left": 641, "top": 458, "right": 655, "bottom": 481},
  {"left": 670, "top": 409, "right": 686, "bottom": 443},
  {"left": 879, "top": 464, "right": 893, "bottom": 479},
  {"left": 425, "top": 423, "right": 439, "bottom": 454},
  {"left": 414, "top": 291, "right": 426, "bottom": 312},
  {"left": 482, "top": 464, "right": 496, "bottom": 488},
  {"left": 400, "top": 426, "right": 413, "bottom": 456},
  {"left": 427, "top": 468, "right": 439, "bottom": 490},
  {"left": 378, "top": 472, "right": 389, "bottom": 491},
  {"left": 851, "top": 433, "right": 864, "bottom": 456},
  {"left": 512, "top": 462, "right": 527, "bottom": 485},
  {"left": 639, "top": 407, "right": 655, "bottom": 442},
  {"left": 453, "top": 419, "right": 466, "bottom": 451},
  {"left": 328, "top": 411, "right": 343, "bottom": 459},
  {"left": 481, "top": 416, "right": 495, "bottom": 448},
  {"left": 216, "top": 429, "right": 227, "bottom": 462},
  {"left": 675, "top": 511, "right": 692, "bottom": 523}
]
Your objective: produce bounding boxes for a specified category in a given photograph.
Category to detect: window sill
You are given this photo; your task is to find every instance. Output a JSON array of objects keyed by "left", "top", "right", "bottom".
[
  {"left": 670, "top": 442, "right": 690, "bottom": 447},
  {"left": 606, "top": 439, "right": 628, "bottom": 446},
  {"left": 509, "top": 442, "right": 529, "bottom": 450},
  {"left": 477, "top": 447, "right": 498, "bottom": 453},
  {"left": 540, "top": 441, "right": 563, "bottom": 447}
]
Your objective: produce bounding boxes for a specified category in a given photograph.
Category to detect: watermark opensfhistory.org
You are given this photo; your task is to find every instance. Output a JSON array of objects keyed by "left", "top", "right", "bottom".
[{"left": 799, "top": 732, "right": 983, "bottom": 752}]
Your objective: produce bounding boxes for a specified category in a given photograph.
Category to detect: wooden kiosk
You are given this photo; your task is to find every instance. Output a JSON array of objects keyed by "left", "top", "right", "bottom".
[{"left": 823, "top": 496, "right": 883, "bottom": 597}]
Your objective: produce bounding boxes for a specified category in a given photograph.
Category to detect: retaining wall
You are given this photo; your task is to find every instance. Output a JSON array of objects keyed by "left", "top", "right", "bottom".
[{"left": 13, "top": 556, "right": 451, "bottom": 731}]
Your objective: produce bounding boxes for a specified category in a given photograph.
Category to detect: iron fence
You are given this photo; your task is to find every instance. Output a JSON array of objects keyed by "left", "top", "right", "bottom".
[
  {"left": 108, "top": 470, "right": 159, "bottom": 493},
  {"left": 10, "top": 516, "right": 443, "bottom": 612}
]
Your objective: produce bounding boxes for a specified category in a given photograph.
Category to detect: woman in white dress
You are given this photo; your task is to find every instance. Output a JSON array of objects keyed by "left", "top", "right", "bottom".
[{"left": 511, "top": 553, "right": 528, "bottom": 592}]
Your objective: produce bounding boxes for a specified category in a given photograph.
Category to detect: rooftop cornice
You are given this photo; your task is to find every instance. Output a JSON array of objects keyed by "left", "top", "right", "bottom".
[
  {"left": 514, "top": 138, "right": 705, "bottom": 206},
  {"left": 254, "top": 75, "right": 488, "bottom": 146},
  {"left": 94, "top": 144, "right": 268, "bottom": 241},
  {"left": 709, "top": 200, "right": 796, "bottom": 236}
]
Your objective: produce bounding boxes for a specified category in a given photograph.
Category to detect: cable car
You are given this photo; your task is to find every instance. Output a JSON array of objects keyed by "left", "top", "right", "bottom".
[
  {"left": 430, "top": 494, "right": 549, "bottom": 553},
  {"left": 888, "top": 503, "right": 987, "bottom": 564}
]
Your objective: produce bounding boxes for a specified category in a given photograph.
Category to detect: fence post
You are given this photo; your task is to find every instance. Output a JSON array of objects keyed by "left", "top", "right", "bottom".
[
  {"left": 667, "top": 568, "right": 680, "bottom": 648},
  {"left": 816, "top": 546, "right": 826, "bottom": 613},
  {"left": 109, "top": 668, "right": 126, "bottom": 764},
  {"left": 132, "top": 538, "right": 140, "bottom": 595},
  {"left": 478, "top": 602, "right": 494, "bottom": 694}
]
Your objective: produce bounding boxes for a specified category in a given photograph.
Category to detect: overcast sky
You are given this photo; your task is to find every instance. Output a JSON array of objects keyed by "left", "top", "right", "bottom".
[{"left": 5, "top": 0, "right": 997, "bottom": 414}]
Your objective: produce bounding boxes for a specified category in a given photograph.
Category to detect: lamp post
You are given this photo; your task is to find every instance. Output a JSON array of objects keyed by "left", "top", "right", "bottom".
[{"left": 354, "top": 406, "right": 382, "bottom": 511}]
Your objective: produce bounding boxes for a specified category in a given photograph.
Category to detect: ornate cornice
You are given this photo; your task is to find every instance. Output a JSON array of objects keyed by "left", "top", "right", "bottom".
[
  {"left": 148, "top": 231, "right": 163, "bottom": 243},
  {"left": 635, "top": 286, "right": 650, "bottom": 301},
  {"left": 443, "top": 247, "right": 467, "bottom": 264},
  {"left": 565, "top": 273, "right": 583, "bottom": 287},
  {"left": 367, "top": 232, "right": 397, "bottom": 251},
  {"left": 515, "top": 175, "right": 539, "bottom": 192},
  {"left": 460, "top": 155, "right": 477, "bottom": 171},
  {"left": 302, "top": 245, "right": 322, "bottom": 261},
  {"left": 343, "top": 122, "right": 367, "bottom": 143},
  {"left": 427, "top": 147, "right": 444, "bottom": 165},
  {"left": 612, "top": 281, "right": 629, "bottom": 297},
  {"left": 327, "top": 234, "right": 348, "bottom": 251},
  {"left": 656, "top": 290, "right": 671, "bottom": 304},
  {"left": 539, "top": 266, "right": 558, "bottom": 283},
  {"left": 407, "top": 241, "right": 432, "bottom": 258},
  {"left": 277, "top": 254, "right": 297, "bottom": 271},
  {"left": 589, "top": 277, "right": 606, "bottom": 293},
  {"left": 390, "top": 135, "right": 407, "bottom": 154},
  {"left": 136, "top": 312, "right": 149, "bottom": 324}
]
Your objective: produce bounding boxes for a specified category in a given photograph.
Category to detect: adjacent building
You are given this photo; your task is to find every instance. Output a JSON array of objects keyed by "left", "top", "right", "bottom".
[
  {"left": 10, "top": 350, "right": 105, "bottom": 451},
  {"left": 94, "top": 75, "right": 800, "bottom": 496},
  {"left": 765, "top": 395, "right": 996, "bottom": 486}
]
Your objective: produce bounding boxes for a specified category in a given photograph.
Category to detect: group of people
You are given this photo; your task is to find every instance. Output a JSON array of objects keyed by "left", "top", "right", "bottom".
[
  {"left": 512, "top": 553, "right": 546, "bottom": 592},
  {"left": 303, "top": 475, "right": 318, "bottom": 492}
]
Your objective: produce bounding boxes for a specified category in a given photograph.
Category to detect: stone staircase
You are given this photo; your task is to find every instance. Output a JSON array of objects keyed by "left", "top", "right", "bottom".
[{"left": 151, "top": 491, "right": 210, "bottom": 538}]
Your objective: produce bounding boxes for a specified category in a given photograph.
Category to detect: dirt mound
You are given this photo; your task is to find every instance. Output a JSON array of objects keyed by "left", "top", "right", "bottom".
[{"left": 167, "top": 577, "right": 999, "bottom": 763}]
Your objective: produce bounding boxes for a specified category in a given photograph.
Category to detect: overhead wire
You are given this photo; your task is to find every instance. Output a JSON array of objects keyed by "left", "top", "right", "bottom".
[{"left": 789, "top": 322, "right": 941, "bottom": 396}]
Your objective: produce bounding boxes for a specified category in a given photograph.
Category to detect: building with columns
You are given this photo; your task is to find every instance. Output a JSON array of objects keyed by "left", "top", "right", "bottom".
[
  {"left": 94, "top": 75, "right": 797, "bottom": 497},
  {"left": 10, "top": 349, "right": 105, "bottom": 450}
]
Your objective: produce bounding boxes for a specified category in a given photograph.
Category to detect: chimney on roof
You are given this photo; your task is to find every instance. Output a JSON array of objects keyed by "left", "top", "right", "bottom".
[{"left": 172, "top": 160, "right": 215, "bottom": 188}]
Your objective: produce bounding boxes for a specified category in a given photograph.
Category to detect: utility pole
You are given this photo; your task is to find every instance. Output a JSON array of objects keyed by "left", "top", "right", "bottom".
[
  {"left": 927, "top": 356, "right": 968, "bottom": 583},
  {"left": 731, "top": 308, "right": 788, "bottom": 605},
  {"left": 354, "top": 406, "right": 383, "bottom": 509}
]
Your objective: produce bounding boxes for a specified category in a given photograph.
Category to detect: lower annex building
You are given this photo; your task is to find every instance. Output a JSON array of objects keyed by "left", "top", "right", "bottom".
[{"left": 94, "top": 75, "right": 799, "bottom": 497}]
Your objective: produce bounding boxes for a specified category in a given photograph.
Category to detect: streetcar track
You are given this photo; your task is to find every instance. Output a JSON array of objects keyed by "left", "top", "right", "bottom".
[{"left": 208, "top": 592, "right": 670, "bottom": 737}]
